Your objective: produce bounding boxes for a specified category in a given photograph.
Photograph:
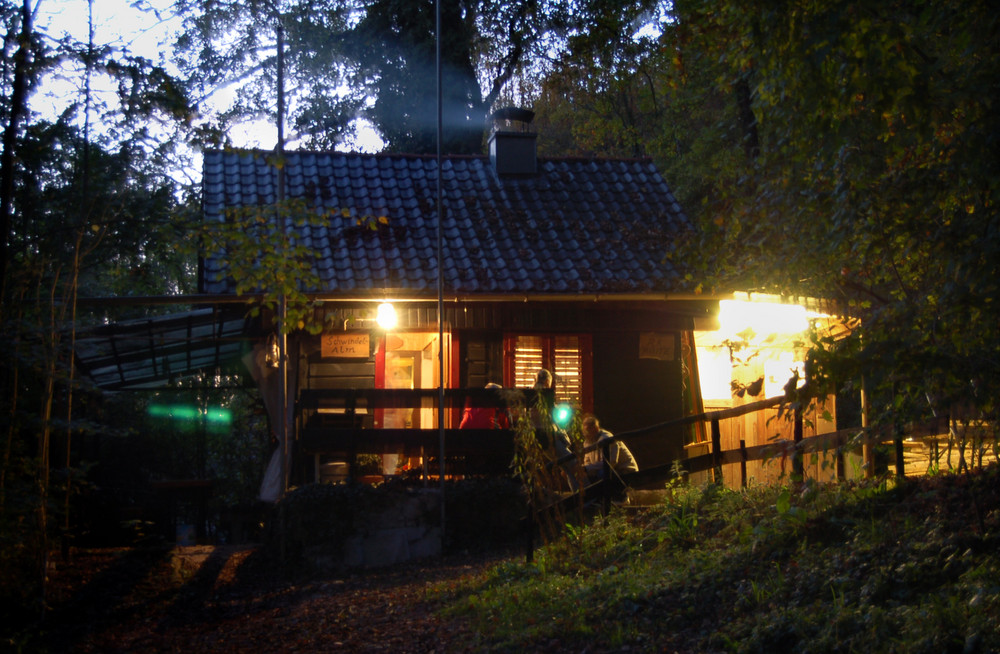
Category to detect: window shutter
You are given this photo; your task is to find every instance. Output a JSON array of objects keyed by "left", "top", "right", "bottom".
[
  {"left": 508, "top": 334, "right": 589, "bottom": 411},
  {"left": 512, "top": 335, "right": 544, "bottom": 389},
  {"left": 553, "top": 336, "right": 582, "bottom": 407}
]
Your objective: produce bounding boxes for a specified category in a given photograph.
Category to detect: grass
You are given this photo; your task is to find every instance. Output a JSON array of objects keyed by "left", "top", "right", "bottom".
[{"left": 433, "top": 465, "right": 1000, "bottom": 653}]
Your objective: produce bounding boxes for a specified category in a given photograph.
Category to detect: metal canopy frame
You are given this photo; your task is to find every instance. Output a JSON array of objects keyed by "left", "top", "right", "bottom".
[{"left": 73, "top": 306, "right": 257, "bottom": 391}]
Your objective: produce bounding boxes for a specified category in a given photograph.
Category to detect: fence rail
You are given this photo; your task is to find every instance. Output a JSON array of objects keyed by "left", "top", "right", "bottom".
[
  {"left": 528, "top": 398, "right": 975, "bottom": 561},
  {"left": 300, "top": 387, "right": 968, "bottom": 485},
  {"left": 596, "top": 395, "right": 955, "bottom": 488},
  {"left": 295, "top": 386, "right": 992, "bottom": 564}
]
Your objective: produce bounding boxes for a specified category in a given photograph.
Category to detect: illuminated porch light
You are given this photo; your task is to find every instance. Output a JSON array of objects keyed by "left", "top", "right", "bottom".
[
  {"left": 718, "top": 300, "right": 808, "bottom": 341},
  {"left": 376, "top": 302, "right": 397, "bottom": 329}
]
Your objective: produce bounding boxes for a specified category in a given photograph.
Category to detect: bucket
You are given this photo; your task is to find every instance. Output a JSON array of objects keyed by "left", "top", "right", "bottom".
[
  {"left": 320, "top": 461, "right": 349, "bottom": 484},
  {"left": 176, "top": 523, "right": 196, "bottom": 546}
]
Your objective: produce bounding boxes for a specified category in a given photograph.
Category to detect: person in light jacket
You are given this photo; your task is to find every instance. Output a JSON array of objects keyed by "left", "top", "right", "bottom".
[{"left": 582, "top": 413, "right": 638, "bottom": 482}]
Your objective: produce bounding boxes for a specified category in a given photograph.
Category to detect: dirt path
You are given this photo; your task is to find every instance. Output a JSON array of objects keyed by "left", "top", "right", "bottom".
[{"left": 36, "top": 545, "right": 511, "bottom": 653}]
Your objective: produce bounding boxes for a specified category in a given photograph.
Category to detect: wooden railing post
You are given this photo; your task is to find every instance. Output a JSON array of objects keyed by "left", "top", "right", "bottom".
[
  {"left": 711, "top": 418, "right": 722, "bottom": 484},
  {"left": 836, "top": 432, "right": 846, "bottom": 480},
  {"left": 601, "top": 440, "right": 612, "bottom": 516},
  {"left": 525, "top": 501, "right": 535, "bottom": 564},
  {"left": 739, "top": 439, "right": 748, "bottom": 488},
  {"left": 793, "top": 407, "right": 804, "bottom": 482},
  {"left": 894, "top": 422, "right": 906, "bottom": 480}
]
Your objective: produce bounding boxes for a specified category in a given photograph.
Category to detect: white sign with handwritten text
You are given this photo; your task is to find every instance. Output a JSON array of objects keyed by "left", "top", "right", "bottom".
[
  {"left": 321, "top": 333, "right": 370, "bottom": 358},
  {"left": 638, "top": 333, "right": 675, "bottom": 361}
]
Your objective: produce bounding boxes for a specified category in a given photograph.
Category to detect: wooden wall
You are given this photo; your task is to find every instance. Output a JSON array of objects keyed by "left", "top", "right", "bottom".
[{"left": 592, "top": 331, "right": 686, "bottom": 471}]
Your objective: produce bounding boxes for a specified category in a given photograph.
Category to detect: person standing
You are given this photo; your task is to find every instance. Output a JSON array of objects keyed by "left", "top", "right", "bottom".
[
  {"left": 459, "top": 382, "right": 509, "bottom": 429},
  {"left": 529, "top": 368, "right": 578, "bottom": 490},
  {"left": 534, "top": 368, "right": 553, "bottom": 390}
]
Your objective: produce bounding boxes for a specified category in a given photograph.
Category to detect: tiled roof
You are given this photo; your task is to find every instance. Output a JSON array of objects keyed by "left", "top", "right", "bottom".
[{"left": 200, "top": 149, "right": 692, "bottom": 296}]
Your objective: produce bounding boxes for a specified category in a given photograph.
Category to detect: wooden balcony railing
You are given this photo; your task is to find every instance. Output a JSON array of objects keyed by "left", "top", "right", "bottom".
[{"left": 296, "top": 387, "right": 553, "bottom": 475}]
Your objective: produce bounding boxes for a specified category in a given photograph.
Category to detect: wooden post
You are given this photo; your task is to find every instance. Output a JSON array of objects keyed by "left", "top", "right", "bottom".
[
  {"left": 711, "top": 418, "right": 723, "bottom": 484},
  {"left": 793, "top": 407, "right": 804, "bottom": 482},
  {"left": 525, "top": 502, "right": 534, "bottom": 564},
  {"left": 894, "top": 423, "right": 906, "bottom": 480},
  {"left": 861, "top": 376, "right": 873, "bottom": 478},
  {"left": 836, "top": 437, "right": 845, "bottom": 480},
  {"left": 739, "top": 439, "right": 748, "bottom": 488},
  {"left": 602, "top": 441, "right": 612, "bottom": 516}
]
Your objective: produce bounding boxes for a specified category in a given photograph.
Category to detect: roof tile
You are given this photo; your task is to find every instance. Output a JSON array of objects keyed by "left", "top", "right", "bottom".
[{"left": 201, "top": 150, "right": 692, "bottom": 296}]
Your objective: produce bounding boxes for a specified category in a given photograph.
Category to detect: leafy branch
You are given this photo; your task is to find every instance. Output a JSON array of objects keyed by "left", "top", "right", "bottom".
[{"left": 190, "top": 197, "right": 352, "bottom": 334}]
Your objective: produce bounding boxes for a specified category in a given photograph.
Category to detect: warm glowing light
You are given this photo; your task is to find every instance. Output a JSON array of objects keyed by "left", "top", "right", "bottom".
[
  {"left": 718, "top": 300, "right": 808, "bottom": 341},
  {"left": 376, "top": 302, "right": 397, "bottom": 329},
  {"left": 764, "top": 356, "right": 805, "bottom": 398}
]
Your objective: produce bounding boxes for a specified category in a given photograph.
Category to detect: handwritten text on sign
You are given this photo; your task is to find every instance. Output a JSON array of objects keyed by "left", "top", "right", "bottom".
[
  {"left": 638, "top": 332, "right": 675, "bottom": 361},
  {"left": 322, "top": 333, "right": 370, "bottom": 358}
]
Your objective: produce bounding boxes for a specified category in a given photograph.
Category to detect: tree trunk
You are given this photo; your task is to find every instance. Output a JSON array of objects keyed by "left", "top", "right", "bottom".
[
  {"left": 0, "top": 0, "right": 33, "bottom": 312},
  {"left": 733, "top": 74, "right": 760, "bottom": 161}
]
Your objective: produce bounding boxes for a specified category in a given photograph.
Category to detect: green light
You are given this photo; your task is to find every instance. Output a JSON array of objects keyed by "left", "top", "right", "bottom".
[
  {"left": 205, "top": 408, "right": 233, "bottom": 425},
  {"left": 552, "top": 403, "right": 573, "bottom": 428},
  {"left": 147, "top": 404, "right": 232, "bottom": 425}
]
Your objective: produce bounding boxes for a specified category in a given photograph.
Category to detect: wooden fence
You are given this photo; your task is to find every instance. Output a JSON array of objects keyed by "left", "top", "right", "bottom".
[
  {"left": 612, "top": 394, "right": 961, "bottom": 489},
  {"left": 298, "top": 385, "right": 992, "bottom": 488},
  {"left": 294, "top": 386, "right": 994, "bottom": 561},
  {"left": 527, "top": 395, "right": 994, "bottom": 560}
]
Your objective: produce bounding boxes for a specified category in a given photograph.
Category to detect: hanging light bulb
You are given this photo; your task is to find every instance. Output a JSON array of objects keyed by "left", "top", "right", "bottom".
[{"left": 376, "top": 302, "right": 397, "bottom": 329}]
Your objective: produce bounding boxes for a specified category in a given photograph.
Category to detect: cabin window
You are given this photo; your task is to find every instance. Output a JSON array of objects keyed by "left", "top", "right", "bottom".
[{"left": 505, "top": 334, "right": 592, "bottom": 412}]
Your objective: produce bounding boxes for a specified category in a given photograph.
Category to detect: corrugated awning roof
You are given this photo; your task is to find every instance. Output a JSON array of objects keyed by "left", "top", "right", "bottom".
[{"left": 73, "top": 307, "right": 255, "bottom": 391}]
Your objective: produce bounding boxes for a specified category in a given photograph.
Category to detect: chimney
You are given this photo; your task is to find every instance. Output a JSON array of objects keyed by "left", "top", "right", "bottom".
[{"left": 488, "top": 107, "right": 537, "bottom": 176}]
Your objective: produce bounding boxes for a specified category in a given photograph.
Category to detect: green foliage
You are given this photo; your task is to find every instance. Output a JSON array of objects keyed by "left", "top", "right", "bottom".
[
  {"left": 663, "top": 0, "right": 1000, "bottom": 428},
  {"left": 188, "top": 187, "right": 373, "bottom": 333},
  {"left": 173, "top": 0, "right": 359, "bottom": 150},
  {"left": 0, "top": 117, "right": 196, "bottom": 622},
  {"left": 173, "top": 0, "right": 571, "bottom": 153},
  {"left": 535, "top": 0, "right": 1000, "bottom": 433},
  {"left": 438, "top": 466, "right": 1000, "bottom": 652},
  {"left": 507, "top": 389, "right": 586, "bottom": 544},
  {"left": 2, "top": 0, "right": 206, "bottom": 629},
  {"left": 532, "top": 1, "right": 668, "bottom": 160}
]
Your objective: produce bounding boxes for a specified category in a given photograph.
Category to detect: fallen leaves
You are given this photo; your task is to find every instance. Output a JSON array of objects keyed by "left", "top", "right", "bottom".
[{"left": 34, "top": 545, "right": 511, "bottom": 653}]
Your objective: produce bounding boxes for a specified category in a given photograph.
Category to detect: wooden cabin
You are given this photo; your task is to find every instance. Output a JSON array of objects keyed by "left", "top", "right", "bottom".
[
  {"left": 74, "top": 112, "right": 848, "bottom": 504},
  {"left": 198, "top": 112, "right": 724, "bottom": 498}
]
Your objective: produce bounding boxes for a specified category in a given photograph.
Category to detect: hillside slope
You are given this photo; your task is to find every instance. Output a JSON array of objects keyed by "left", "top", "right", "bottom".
[{"left": 440, "top": 465, "right": 1000, "bottom": 653}]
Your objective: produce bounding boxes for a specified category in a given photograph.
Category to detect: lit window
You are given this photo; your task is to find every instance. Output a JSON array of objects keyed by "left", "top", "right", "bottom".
[{"left": 507, "top": 334, "right": 590, "bottom": 410}]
